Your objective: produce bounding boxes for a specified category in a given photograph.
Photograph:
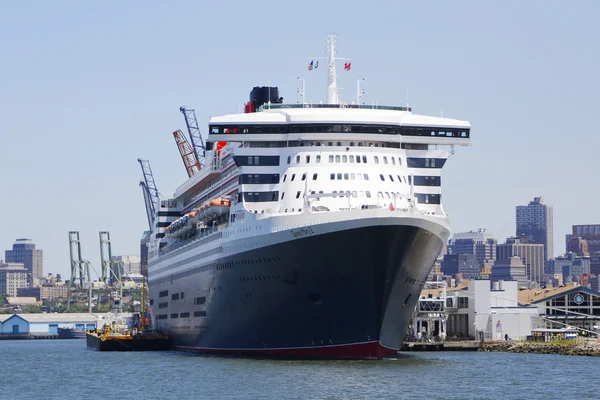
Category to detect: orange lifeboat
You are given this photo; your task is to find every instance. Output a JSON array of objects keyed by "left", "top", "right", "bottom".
[{"left": 196, "top": 198, "right": 231, "bottom": 221}]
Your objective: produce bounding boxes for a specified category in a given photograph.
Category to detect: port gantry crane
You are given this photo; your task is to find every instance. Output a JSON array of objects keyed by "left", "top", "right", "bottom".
[
  {"left": 137, "top": 158, "right": 160, "bottom": 233},
  {"left": 173, "top": 129, "right": 201, "bottom": 177},
  {"left": 180, "top": 106, "right": 206, "bottom": 168}
]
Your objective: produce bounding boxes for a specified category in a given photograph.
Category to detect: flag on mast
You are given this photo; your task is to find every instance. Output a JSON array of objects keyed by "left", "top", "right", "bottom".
[
  {"left": 308, "top": 60, "right": 314, "bottom": 71},
  {"left": 344, "top": 62, "right": 351, "bottom": 71}
]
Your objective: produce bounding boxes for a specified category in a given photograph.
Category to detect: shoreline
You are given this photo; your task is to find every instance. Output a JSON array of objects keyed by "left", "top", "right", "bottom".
[{"left": 480, "top": 340, "right": 600, "bottom": 357}]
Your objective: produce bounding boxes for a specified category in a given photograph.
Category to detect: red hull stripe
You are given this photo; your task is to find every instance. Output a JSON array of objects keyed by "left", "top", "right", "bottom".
[{"left": 173, "top": 341, "right": 398, "bottom": 359}]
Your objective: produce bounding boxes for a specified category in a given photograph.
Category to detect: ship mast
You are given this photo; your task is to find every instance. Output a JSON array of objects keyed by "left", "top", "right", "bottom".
[{"left": 326, "top": 34, "right": 339, "bottom": 104}]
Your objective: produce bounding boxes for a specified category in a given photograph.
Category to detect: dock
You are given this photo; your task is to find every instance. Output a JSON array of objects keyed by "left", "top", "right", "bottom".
[
  {"left": 401, "top": 341, "right": 482, "bottom": 351},
  {"left": 0, "top": 334, "right": 58, "bottom": 340}
]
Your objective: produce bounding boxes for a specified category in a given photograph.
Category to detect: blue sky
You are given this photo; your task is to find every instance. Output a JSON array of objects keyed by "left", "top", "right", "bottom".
[{"left": 1, "top": 1, "right": 598, "bottom": 279}]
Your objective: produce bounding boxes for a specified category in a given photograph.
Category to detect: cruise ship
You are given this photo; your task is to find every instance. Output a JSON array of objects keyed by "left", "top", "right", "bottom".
[{"left": 146, "top": 35, "right": 471, "bottom": 359}]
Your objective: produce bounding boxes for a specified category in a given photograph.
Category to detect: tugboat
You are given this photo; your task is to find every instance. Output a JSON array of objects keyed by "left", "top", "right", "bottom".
[
  {"left": 86, "top": 322, "right": 172, "bottom": 351},
  {"left": 86, "top": 287, "right": 171, "bottom": 351}
]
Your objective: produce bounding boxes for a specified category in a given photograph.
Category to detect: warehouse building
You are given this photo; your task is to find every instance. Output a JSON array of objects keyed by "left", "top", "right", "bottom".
[{"left": 0, "top": 313, "right": 121, "bottom": 335}]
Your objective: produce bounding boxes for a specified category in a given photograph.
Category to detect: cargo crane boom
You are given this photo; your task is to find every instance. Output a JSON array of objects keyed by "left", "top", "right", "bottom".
[
  {"left": 140, "top": 181, "right": 153, "bottom": 231},
  {"left": 180, "top": 106, "right": 205, "bottom": 167},
  {"left": 173, "top": 129, "right": 201, "bottom": 177},
  {"left": 137, "top": 159, "right": 159, "bottom": 230}
]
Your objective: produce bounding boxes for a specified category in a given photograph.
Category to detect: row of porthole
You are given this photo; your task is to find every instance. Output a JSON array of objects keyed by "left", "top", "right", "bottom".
[
  {"left": 219, "top": 256, "right": 282, "bottom": 269},
  {"left": 241, "top": 275, "right": 281, "bottom": 282}
]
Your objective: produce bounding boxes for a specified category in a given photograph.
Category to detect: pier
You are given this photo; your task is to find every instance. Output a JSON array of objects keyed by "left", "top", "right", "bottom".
[{"left": 0, "top": 334, "right": 58, "bottom": 340}]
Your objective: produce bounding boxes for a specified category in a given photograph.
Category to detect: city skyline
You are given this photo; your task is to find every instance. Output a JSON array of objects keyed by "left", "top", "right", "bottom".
[{"left": 1, "top": 1, "right": 599, "bottom": 278}]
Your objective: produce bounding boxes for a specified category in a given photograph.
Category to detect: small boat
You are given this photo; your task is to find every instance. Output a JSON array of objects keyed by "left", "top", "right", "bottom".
[
  {"left": 86, "top": 323, "right": 172, "bottom": 351},
  {"left": 58, "top": 327, "right": 87, "bottom": 339}
]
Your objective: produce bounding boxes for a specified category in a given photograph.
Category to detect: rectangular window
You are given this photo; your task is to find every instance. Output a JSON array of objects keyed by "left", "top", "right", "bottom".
[
  {"left": 374, "top": 156, "right": 379, "bottom": 164},
  {"left": 306, "top": 155, "right": 310, "bottom": 163},
  {"left": 180, "top": 312, "right": 190, "bottom": 318},
  {"left": 194, "top": 311, "right": 206, "bottom": 317},
  {"left": 362, "top": 156, "right": 367, "bottom": 163},
  {"left": 329, "top": 155, "right": 334, "bottom": 163},
  {"left": 344, "top": 173, "right": 349, "bottom": 180},
  {"left": 335, "top": 155, "right": 340, "bottom": 163},
  {"left": 407, "top": 158, "right": 446, "bottom": 168},
  {"left": 234, "top": 156, "right": 280, "bottom": 166},
  {"left": 170, "top": 313, "right": 178, "bottom": 319},
  {"left": 337, "top": 173, "right": 342, "bottom": 180},
  {"left": 159, "top": 290, "right": 168, "bottom": 298},
  {"left": 313, "top": 173, "right": 318, "bottom": 180},
  {"left": 316, "top": 155, "right": 321, "bottom": 163},
  {"left": 383, "top": 157, "right": 388, "bottom": 165},
  {"left": 158, "top": 302, "right": 168, "bottom": 309},
  {"left": 389, "top": 175, "right": 394, "bottom": 182},
  {"left": 149, "top": 299, "right": 154, "bottom": 305},
  {"left": 242, "top": 191, "right": 279, "bottom": 202},
  {"left": 302, "top": 173, "right": 306, "bottom": 181},
  {"left": 380, "top": 174, "right": 385, "bottom": 181},
  {"left": 194, "top": 296, "right": 206, "bottom": 305},
  {"left": 364, "top": 174, "right": 369, "bottom": 180},
  {"left": 413, "top": 176, "right": 441, "bottom": 186},
  {"left": 172, "top": 293, "right": 179, "bottom": 301},
  {"left": 157, "top": 315, "right": 168, "bottom": 320},
  {"left": 342, "top": 155, "right": 348, "bottom": 163},
  {"left": 330, "top": 173, "right": 335, "bottom": 180}
]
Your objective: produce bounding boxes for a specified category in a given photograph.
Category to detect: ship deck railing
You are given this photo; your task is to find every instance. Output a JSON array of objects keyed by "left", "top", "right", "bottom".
[{"left": 259, "top": 103, "right": 411, "bottom": 112}]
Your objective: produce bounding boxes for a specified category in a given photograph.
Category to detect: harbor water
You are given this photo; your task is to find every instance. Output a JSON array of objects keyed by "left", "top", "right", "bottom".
[{"left": 3, "top": 340, "right": 599, "bottom": 399}]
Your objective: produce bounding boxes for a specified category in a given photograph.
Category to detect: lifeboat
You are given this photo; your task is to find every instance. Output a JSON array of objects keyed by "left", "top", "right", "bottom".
[
  {"left": 193, "top": 198, "right": 231, "bottom": 222},
  {"left": 165, "top": 198, "right": 231, "bottom": 238}
]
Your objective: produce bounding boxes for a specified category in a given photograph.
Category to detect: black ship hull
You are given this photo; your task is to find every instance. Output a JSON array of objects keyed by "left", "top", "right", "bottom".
[{"left": 150, "top": 223, "right": 443, "bottom": 359}]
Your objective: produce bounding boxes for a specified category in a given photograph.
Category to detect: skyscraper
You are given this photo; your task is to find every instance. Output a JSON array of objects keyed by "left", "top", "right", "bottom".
[
  {"left": 5, "top": 238, "right": 43, "bottom": 286},
  {"left": 516, "top": 197, "right": 553, "bottom": 261}
]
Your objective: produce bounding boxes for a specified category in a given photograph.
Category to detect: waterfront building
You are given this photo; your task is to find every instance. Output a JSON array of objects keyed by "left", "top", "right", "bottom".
[
  {"left": 446, "top": 280, "right": 540, "bottom": 340},
  {"left": 516, "top": 197, "right": 553, "bottom": 261},
  {"left": 0, "top": 313, "right": 119, "bottom": 335},
  {"left": 0, "top": 262, "right": 28, "bottom": 297},
  {"left": 528, "top": 285, "right": 600, "bottom": 333},
  {"left": 449, "top": 229, "right": 497, "bottom": 265},
  {"left": 497, "top": 235, "right": 544, "bottom": 284},
  {"left": 4, "top": 238, "right": 43, "bottom": 286},
  {"left": 441, "top": 254, "right": 480, "bottom": 279},
  {"left": 490, "top": 257, "right": 528, "bottom": 288}
]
